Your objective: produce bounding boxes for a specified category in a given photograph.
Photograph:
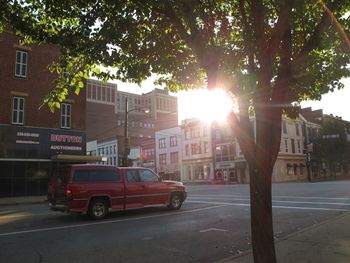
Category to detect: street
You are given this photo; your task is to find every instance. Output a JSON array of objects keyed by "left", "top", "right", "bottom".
[{"left": 1, "top": 181, "right": 350, "bottom": 263}]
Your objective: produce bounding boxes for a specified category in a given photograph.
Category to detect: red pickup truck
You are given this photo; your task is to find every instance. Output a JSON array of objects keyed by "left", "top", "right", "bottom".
[{"left": 48, "top": 164, "right": 187, "bottom": 219}]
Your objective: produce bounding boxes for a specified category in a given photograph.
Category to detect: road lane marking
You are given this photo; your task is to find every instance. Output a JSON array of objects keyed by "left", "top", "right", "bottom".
[
  {"left": 272, "top": 195, "right": 350, "bottom": 200},
  {"left": 0, "top": 212, "right": 54, "bottom": 220},
  {"left": 0, "top": 204, "right": 229, "bottom": 237},
  {"left": 190, "top": 194, "right": 350, "bottom": 201},
  {"left": 187, "top": 200, "right": 349, "bottom": 212},
  {"left": 200, "top": 228, "right": 228, "bottom": 233},
  {"left": 188, "top": 196, "right": 350, "bottom": 206},
  {"left": 0, "top": 210, "right": 16, "bottom": 215}
]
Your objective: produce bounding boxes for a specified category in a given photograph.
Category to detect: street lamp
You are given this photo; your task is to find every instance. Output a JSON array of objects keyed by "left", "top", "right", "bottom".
[{"left": 122, "top": 97, "right": 150, "bottom": 167}]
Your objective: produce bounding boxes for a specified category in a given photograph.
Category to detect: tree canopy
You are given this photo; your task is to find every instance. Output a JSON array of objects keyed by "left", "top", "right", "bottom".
[{"left": 4, "top": 1, "right": 350, "bottom": 111}]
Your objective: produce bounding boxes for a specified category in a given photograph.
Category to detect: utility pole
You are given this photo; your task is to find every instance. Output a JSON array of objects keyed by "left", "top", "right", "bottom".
[{"left": 123, "top": 97, "right": 129, "bottom": 167}]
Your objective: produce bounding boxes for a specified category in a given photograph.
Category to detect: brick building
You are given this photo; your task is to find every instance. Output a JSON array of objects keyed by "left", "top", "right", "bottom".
[
  {"left": 86, "top": 80, "right": 178, "bottom": 165},
  {"left": 0, "top": 30, "right": 88, "bottom": 197}
]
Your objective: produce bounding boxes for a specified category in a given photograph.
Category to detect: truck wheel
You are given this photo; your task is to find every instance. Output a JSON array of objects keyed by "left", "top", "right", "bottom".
[
  {"left": 168, "top": 193, "right": 182, "bottom": 210},
  {"left": 88, "top": 199, "right": 108, "bottom": 220}
]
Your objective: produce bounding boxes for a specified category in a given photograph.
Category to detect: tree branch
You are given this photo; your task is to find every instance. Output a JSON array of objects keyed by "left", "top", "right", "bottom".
[
  {"left": 238, "top": 0, "right": 255, "bottom": 74},
  {"left": 228, "top": 103, "right": 255, "bottom": 164},
  {"left": 249, "top": 0, "right": 267, "bottom": 62},
  {"left": 266, "top": 1, "right": 293, "bottom": 62}
]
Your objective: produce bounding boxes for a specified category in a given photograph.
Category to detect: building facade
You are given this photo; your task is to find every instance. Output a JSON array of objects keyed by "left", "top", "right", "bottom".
[
  {"left": 155, "top": 127, "right": 182, "bottom": 181},
  {"left": 87, "top": 138, "right": 118, "bottom": 166},
  {"left": 212, "top": 122, "right": 239, "bottom": 183},
  {"left": 301, "top": 108, "right": 350, "bottom": 180},
  {"left": 0, "top": 30, "right": 87, "bottom": 197},
  {"left": 234, "top": 115, "right": 308, "bottom": 183},
  {"left": 181, "top": 119, "right": 214, "bottom": 182}
]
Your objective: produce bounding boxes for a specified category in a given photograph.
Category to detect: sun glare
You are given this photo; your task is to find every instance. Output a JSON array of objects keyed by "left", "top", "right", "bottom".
[{"left": 177, "top": 89, "right": 235, "bottom": 123}]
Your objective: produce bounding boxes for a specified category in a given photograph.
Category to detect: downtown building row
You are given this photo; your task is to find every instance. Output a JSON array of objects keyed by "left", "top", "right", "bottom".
[
  {"left": 155, "top": 116, "right": 309, "bottom": 183},
  {"left": 84, "top": 79, "right": 350, "bottom": 183},
  {"left": 155, "top": 111, "right": 350, "bottom": 183}
]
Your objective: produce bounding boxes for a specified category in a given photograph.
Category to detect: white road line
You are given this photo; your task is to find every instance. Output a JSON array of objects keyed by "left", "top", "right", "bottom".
[
  {"left": 0, "top": 204, "right": 229, "bottom": 238},
  {"left": 273, "top": 195, "right": 350, "bottom": 200},
  {"left": 188, "top": 196, "right": 350, "bottom": 206},
  {"left": 190, "top": 194, "right": 350, "bottom": 201},
  {"left": 200, "top": 228, "right": 228, "bottom": 233},
  {"left": 187, "top": 200, "right": 349, "bottom": 212},
  {"left": 0, "top": 210, "right": 16, "bottom": 215}
]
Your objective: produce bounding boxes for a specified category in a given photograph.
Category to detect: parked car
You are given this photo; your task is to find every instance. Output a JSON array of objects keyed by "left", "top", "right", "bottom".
[{"left": 48, "top": 164, "right": 187, "bottom": 219}]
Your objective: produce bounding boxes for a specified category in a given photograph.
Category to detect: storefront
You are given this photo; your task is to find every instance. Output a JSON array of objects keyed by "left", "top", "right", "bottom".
[
  {"left": 182, "top": 160, "right": 214, "bottom": 182},
  {"left": 0, "top": 125, "right": 96, "bottom": 197}
]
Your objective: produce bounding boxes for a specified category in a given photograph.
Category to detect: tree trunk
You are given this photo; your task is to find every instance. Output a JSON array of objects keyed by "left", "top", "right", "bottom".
[
  {"left": 249, "top": 163, "right": 276, "bottom": 263},
  {"left": 247, "top": 107, "right": 282, "bottom": 263}
]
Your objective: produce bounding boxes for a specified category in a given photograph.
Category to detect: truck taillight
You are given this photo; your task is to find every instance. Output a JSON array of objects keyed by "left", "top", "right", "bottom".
[{"left": 65, "top": 188, "right": 73, "bottom": 200}]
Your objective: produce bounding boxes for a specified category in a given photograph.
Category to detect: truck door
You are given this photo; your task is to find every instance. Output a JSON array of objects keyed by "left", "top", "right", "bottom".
[
  {"left": 124, "top": 169, "right": 146, "bottom": 209},
  {"left": 138, "top": 169, "right": 169, "bottom": 205}
]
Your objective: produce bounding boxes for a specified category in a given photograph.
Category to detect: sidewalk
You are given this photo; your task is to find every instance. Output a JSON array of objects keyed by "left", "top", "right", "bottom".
[
  {"left": 0, "top": 195, "right": 47, "bottom": 206},
  {"left": 219, "top": 212, "right": 350, "bottom": 263}
]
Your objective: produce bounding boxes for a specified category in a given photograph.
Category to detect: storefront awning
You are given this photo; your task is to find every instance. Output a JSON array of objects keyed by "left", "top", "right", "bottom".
[{"left": 51, "top": 154, "right": 105, "bottom": 163}]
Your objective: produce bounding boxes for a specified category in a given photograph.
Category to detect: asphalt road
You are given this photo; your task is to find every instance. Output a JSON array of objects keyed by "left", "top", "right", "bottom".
[{"left": 1, "top": 181, "right": 350, "bottom": 263}]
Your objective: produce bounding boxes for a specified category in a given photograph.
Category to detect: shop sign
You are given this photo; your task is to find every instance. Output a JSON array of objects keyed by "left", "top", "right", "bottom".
[{"left": 0, "top": 125, "right": 86, "bottom": 158}]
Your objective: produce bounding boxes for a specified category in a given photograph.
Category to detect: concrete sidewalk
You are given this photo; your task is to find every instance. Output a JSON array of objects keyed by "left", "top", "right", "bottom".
[
  {"left": 219, "top": 212, "right": 350, "bottom": 263},
  {"left": 0, "top": 195, "right": 47, "bottom": 206}
]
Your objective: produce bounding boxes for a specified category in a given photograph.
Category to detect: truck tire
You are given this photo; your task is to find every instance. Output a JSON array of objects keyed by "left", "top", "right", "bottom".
[
  {"left": 168, "top": 193, "right": 182, "bottom": 210},
  {"left": 88, "top": 198, "right": 108, "bottom": 220}
]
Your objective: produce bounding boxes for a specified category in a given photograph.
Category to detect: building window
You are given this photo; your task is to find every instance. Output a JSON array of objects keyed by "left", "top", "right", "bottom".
[
  {"left": 159, "top": 154, "right": 167, "bottom": 165},
  {"left": 15, "top": 50, "right": 28, "bottom": 78},
  {"left": 185, "top": 144, "right": 190, "bottom": 156},
  {"left": 159, "top": 138, "right": 166, "bottom": 149},
  {"left": 284, "top": 139, "right": 288, "bottom": 152},
  {"left": 204, "top": 142, "right": 209, "bottom": 153},
  {"left": 191, "top": 127, "right": 200, "bottom": 138},
  {"left": 293, "top": 164, "right": 298, "bottom": 175},
  {"left": 291, "top": 138, "right": 295, "bottom": 153},
  {"left": 203, "top": 127, "right": 208, "bottom": 136},
  {"left": 297, "top": 140, "right": 301, "bottom": 153},
  {"left": 191, "top": 143, "right": 202, "bottom": 155},
  {"left": 295, "top": 123, "right": 300, "bottom": 136},
  {"left": 215, "top": 130, "right": 221, "bottom": 140},
  {"left": 12, "top": 97, "right": 25, "bottom": 125},
  {"left": 61, "top": 103, "right": 71, "bottom": 129},
  {"left": 170, "top": 136, "right": 177, "bottom": 147},
  {"left": 300, "top": 164, "right": 304, "bottom": 175},
  {"left": 282, "top": 121, "right": 287, "bottom": 134},
  {"left": 185, "top": 129, "right": 190, "bottom": 140},
  {"left": 145, "top": 148, "right": 154, "bottom": 157},
  {"left": 170, "top": 152, "right": 179, "bottom": 164}
]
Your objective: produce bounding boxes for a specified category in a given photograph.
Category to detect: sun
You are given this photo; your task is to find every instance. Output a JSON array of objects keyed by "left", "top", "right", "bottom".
[{"left": 177, "top": 88, "right": 235, "bottom": 123}]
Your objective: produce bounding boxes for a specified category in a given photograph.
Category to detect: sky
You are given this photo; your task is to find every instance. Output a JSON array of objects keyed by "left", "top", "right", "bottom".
[{"left": 115, "top": 77, "right": 350, "bottom": 123}]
